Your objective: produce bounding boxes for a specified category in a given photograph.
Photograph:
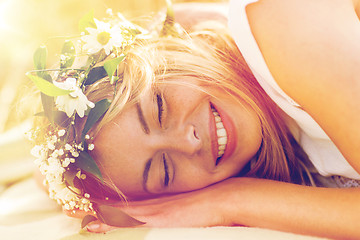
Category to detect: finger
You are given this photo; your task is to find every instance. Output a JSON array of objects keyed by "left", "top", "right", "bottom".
[
  {"left": 63, "top": 208, "right": 96, "bottom": 219},
  {"left": 86, "top": 220, "right": 119, "bottom": 233}
]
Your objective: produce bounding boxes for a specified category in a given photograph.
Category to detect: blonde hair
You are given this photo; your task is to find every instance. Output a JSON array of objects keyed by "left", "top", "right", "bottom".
[{"left": 75, "top": 20, "right": 313, "bottom": 201}]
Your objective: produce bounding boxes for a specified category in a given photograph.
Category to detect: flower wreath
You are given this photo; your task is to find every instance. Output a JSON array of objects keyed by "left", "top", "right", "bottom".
[{"left": 27, "top": 0, "right": 178, "bottom": 228}]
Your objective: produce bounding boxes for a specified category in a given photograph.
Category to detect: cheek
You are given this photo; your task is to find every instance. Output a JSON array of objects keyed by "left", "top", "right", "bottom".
[
  {"left": 168, "top": 165, "right": 222, "bottom": 193},
  {"left": 244, "top": 113, "right": 262, "bottom": 144}
]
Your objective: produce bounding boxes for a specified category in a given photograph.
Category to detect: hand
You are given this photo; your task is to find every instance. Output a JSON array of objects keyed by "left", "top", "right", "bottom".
[
  {"left": 117, "top": 182, "right": 232, "bottom": 228},
  {"left": 66, "top": 178, "right": 238, "bottom": 233}
]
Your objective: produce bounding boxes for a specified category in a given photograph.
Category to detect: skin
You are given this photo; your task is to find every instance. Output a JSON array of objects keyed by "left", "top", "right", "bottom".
[
  {"left": 91, "top": 77, "right": 262, "bottom": 199},
  {"left": 66, "top": 1, "right": 360, "bottom": 238}
]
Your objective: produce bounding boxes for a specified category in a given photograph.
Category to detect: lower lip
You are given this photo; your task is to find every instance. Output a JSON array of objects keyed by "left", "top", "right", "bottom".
[{"left": 212, "top": 103, "right": 237, "bottom": 165}]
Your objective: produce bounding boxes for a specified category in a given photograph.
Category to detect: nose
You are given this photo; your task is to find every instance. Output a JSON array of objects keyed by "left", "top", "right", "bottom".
[{"left": 156, "top": 124, "right": 202, "bottom": 156}]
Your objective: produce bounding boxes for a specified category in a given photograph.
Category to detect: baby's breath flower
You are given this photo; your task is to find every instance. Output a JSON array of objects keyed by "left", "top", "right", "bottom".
[
  {"left": 58, "top": 149, "right": 64, "bottom": 156},
  {"left": 51, "top": 151, "right": 59, "bottom": 158},
  {"left": 62, "top": 158, "right": 71, "bottom": 167},
  {"left": 58, "top": 129, "right": 66, "bottom": 137},
  {"left": 34, "top": 158, "right": 42, "bottom": 166},
  {"left": 106, "top": 8, "right": 113, "bottom": 16},
  {"left": 47, "top": 142, "right": 56, "bottom": 150},
  {"left": 30, "top": 145, "right": 42, "bottom": 158},
  {"left": 71, "top": 151, "right": 79, "bottom": 158},
  {"left": 51, "top": 135, "right": 58, "bottom": 142},
  {"left": 65, "top": 144, "right": 72, "bottom": 151},
  {"left": 64, "top": 203, "right": 70, "bottom": 210},
  {"left": 88, "top": 144, "right": 95, "bottom": 151}
]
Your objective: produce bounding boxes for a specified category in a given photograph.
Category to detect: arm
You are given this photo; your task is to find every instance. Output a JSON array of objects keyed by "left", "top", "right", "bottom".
[
  {"left": 246, "top": 0, "right": 360, "bottom": 172},
  {"left": 83, "top": 177, "right": 360, "bottom": 239},
  {"left": 224, "top": 178, "right": 360, "bottom": 239}
]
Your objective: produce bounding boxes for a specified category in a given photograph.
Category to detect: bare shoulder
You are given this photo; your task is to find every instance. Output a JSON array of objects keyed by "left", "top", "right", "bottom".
[
  {"left": 245, "top": 0, "right": 360, "bottom": 95},
  {"left": 246, "top": 0, "right": 360, "bottom": 171}
]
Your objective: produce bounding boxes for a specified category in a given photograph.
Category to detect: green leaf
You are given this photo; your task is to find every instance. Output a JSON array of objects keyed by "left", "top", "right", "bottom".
[
  {"left": 41, "top": 93, "right": 55, "bottom": 123},
  {"left": 54, "top": 111, "right": 71, "bottom": 127},
  {"left": 84, "top": 66, "right": 107, "bottom": 85},
  {"left": 110, "top": 76, "right": 119, "bottom": 85},
  {"left": 37, "top": 71, "right": 52, "bottom": 81},
  {"left": 75, "top": 151, "right": 103, "bottom": 180},
  {"left": 96, "top": 205, "right": 145, "bottom": 227},
  {"left": 79, "top": 9, "right": 96, "bottom": 33},
  {"left": 81, "top": 215, "right": 98, "bottom": 229},
  {"left": 103, "top": 55, "right": 126, "bottom": 79},
  {"left": 35, "top": 110, "right": 70, "bottom": 127},
  {"left": 33, "top": 45, "right": 48, "bottom": 70},
  {"left": 81, "top": 99, "right": 111, "bottom": 141},
  {"left": 60, "top": 40, "right": 76, "bottom": 69},
  {"left": 36, "top": 72, "right": 55, "bottom": 123},
  {"left": 64, "top": 170, "right": 78, "bottom": 189},
  {"left": 26, "top": 73, "right": 73, "bottom": 96}
]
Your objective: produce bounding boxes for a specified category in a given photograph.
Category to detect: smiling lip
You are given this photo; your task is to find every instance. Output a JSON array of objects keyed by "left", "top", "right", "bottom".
[
  {"left": 209, "top": 102, "right": 237, "bottom": 166},
  {"left": 209, "top": 103, "right": 218, "bottom": 165}
]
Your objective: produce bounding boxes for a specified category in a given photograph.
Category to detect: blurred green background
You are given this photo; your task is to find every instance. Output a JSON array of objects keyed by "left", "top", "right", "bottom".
[{"left": 0, "top": 0, "right": 225, "bottom": 131}]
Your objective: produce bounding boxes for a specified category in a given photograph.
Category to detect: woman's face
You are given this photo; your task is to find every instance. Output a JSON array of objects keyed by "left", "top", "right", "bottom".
[{"left": 92, "top": 77, "right": 262, "bottom": 199}]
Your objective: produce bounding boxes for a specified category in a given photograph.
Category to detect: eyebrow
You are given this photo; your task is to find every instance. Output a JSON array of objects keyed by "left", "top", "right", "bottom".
[
  {"left": 136, "top": 102, "right": 150, "bottom": 134},
  {"left": 142, "top": 158, "right": 152, "bottom": 192}
]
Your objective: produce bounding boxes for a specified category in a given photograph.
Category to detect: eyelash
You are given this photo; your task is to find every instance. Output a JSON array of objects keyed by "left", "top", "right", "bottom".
[
  {"left": 156, "top": 93, "right": 164, "bottom": 126},
  {"left": 162, "top": 153, "right": 170, "bottom": 187}
]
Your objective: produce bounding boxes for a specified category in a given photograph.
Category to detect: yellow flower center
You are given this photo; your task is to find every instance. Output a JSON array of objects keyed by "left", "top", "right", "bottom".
[{"left": 97, "top": 31, "right": 111, "bottom": 45}]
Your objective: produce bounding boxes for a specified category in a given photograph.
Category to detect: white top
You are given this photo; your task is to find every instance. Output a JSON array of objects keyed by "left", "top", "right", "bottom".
[{"left": 228, "top": 0, "right": 360, "bottom": 180}]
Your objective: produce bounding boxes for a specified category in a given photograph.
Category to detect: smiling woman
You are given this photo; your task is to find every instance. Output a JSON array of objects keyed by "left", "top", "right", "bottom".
[
  {"left": 81, "top": 25, "right": 309, "bottom": 199},
  {"left": 91, "top": 75, "right": 263, "bottom": 197},
  {"left": 27, "top": 0, "right": 360, "bottom": 239}
]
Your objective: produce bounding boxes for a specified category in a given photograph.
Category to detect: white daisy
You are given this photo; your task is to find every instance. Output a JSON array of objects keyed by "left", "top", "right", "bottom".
[
  {"left": 81, "top": 19, "right": 123, "bottom": 55},
  {"left": 30, "top": 145, "right": 43, "bottom": 158},
  {"left": 54, "top": 78, "right": 95, "bottom": 117}
]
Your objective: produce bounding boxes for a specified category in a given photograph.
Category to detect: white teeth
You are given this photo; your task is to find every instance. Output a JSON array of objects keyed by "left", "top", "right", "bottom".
[
  {"left": 216, "top": 121, "right": 224, "bottom": 129},
  {"left": 217, "top": 128, "right": 227, "bottom": 137},
  {"left": 211, "top": 106, "right": 228, "bottom": 159},
  {"left": 219, "top": 145, "right": 226, "bottom": 151},
  {"left": 218, "top": 136, "right": 227, "bottom": 145}
]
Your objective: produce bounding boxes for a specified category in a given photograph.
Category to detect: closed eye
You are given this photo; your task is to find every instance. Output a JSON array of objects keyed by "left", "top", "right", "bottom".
[
  {"left": 162, "top": 153, "right": 169, "bottom": 187},
  {"left": 156, "top": 93, "right": 164, "bottom": 127}
]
